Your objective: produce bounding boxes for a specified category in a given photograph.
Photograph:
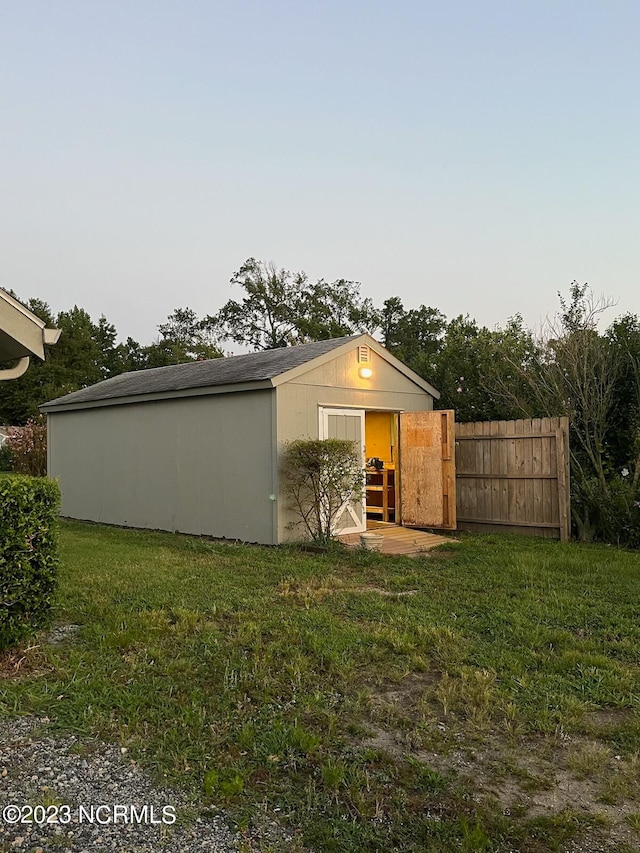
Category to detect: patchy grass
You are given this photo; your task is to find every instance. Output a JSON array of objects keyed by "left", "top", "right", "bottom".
[{"left": 1, "top": 522, "right": 640, "bottom": 851}]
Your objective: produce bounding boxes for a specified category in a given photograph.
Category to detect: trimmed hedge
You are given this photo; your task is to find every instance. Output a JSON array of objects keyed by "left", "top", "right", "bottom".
[{"left": 0, "top": 475, "right": 61, "bottom": 649}]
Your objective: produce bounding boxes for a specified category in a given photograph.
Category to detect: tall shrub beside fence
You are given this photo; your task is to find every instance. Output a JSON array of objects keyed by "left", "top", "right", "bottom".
[
  {"left": 5, "top": 417, "right": 48, "bottom": 476},
  {"left": 0, "top": 475, "right": 60, "bottom": 649}
]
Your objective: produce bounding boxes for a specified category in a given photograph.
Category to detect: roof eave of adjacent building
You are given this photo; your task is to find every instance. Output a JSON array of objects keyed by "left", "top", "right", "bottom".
[{"left": 0, "top": 288, "right": 61, "bottom": 363}]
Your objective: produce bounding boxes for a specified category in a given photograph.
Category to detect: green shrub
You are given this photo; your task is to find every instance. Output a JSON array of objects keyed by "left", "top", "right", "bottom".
[
  {"left": 281, "top": 438, "right": 364, "bottom": 544},
  {"left": 572, "top": 474, "right": 640, "bottom": 547},
  {"left": 0, "top": 475, "right": 61, "bottom": 649}
]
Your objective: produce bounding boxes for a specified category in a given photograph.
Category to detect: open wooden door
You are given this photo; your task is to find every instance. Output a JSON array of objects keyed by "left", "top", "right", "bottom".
[{"left": 399, "top": 410, "right": 456, "bottom": 529}]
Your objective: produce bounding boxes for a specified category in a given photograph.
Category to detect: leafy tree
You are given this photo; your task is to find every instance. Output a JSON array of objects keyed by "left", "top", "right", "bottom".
[
  {"left": 543, "top": 288, "right": 618, "bottom": 503},
  {"left": 208, "top": 259, "right": 307, "bottom": 350},
  {"left": 95, "top": 315, "right": 130, "bottom": 379},
  {"left": 208, "top": 258, "right": 380, "bottom": 350},
  {"left": 40, "top": 306, "right": 104, "bottom": 394},
  {"left": 463, "top": 315, "right": 543, "bottom": 421},
  {"left": 155, "top": 307, "right": 222, "bottom": 361},
  {"left": 431, "top": 315, "right": 500, "bottom": 421},
  {"left": 24, "top": 297, "right": 56, "bottom": 327},
  {"left": 384, "top": 302, "right": 447, "bottom": 376},
  {"left": 381, "top": 300, "right": 538, "bottom": 422},
  {"left": 297, "top": 279, "right": 381, "bottom": 341},
  {"left": 380, "top": 297, "right": 406, "bottom": 349},
  {"left": 120, "top": 336, "right": 149, "bottom": 371},
  {"left": 606, "top": 312, "right": 640, "bottom": 486},
  {"left": 134, "top": 307, "right": 223, "bottom": 369}
]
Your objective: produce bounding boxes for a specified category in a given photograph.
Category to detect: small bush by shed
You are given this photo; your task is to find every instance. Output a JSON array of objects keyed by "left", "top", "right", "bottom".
[
  {"left": 281, "top": 438, "right": 364, "bottom": 544},
  {"left": 0, "top": 475, "right": 60, "bottom": 649}
]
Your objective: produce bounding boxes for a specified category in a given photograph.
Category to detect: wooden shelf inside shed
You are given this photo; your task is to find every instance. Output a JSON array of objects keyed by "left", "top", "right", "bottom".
[{"left": 365, "top": 467, "right": 396, "bottom": 523}]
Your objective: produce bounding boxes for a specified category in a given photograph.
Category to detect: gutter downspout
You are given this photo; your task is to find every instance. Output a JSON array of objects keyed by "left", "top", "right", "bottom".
[{"left": 0, "top": 357, "right": 29, "bottom": 380}]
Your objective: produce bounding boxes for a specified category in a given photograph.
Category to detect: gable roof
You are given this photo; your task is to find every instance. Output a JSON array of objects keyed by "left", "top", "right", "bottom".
[
  {"left": 41, "top": 336, "right": 357, "bottom": 411},
  {"left": 41, "top": 334, "right": 439, "bottom": 413}
]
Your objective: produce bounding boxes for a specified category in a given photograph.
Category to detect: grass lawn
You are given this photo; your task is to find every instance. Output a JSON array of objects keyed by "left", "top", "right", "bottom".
[{"left": 2, "top": 522, "right": 640, "bottom": 852}]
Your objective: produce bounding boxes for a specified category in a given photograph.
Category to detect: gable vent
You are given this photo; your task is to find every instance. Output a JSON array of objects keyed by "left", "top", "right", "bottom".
[{"left": 357, "top": 345, "right": 370, "bottom": 364}]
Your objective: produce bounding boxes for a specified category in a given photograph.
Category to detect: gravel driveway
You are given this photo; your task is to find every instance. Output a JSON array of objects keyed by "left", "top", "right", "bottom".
[{"left": 0, "top": 716, "right": 241, "bottom": 852}]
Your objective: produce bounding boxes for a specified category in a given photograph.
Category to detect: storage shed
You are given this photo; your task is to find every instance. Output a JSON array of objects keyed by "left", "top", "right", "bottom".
[{"left": 41, "top": 334, "right": 456, "bottom": 544}]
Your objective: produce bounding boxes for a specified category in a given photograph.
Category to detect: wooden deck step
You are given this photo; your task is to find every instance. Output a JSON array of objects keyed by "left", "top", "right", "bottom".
[{"left": 339, "top": 525, "right": 456, "bottom": 556}]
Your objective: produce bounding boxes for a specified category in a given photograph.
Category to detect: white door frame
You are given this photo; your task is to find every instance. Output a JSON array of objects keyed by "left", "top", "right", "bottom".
[{"left": 319, "top": 407, "right": 366, "bottom": 534}]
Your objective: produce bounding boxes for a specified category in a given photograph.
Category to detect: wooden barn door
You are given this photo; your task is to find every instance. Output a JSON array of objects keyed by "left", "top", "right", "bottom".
[
  {"left": 319, "top": 408, "right": 366, "bottom": 535},
  {"left": 399, "top": 410, "right": 456, "bottom": 529}
]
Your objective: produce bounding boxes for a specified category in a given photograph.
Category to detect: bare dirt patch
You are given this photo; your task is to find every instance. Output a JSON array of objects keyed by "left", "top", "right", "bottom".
[
  {"left": 0, "top": 646, "right": 51, "bottom": 680},
  {"left": 352, "top": 585, "right": 419, "bottom": 598},
  {"left": 583, "top": 708, "right": 636, "bottom": 730},
  {"left": 361, "top": 673, "right": 640, "bottom": 851},
  {"left": 368, "top": 671, "right": 440, "bottom": 714},
  {"left": 1, "top": 625, "right": 82, "bottom": 681},
  {"left": 278, "top": 576, "right": 421, "bottom": 605}
]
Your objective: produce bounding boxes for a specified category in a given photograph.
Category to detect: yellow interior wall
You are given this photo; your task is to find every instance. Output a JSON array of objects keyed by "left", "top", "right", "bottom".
[{"left": 365, "top": 411, "right": 394, "bottom": 464}]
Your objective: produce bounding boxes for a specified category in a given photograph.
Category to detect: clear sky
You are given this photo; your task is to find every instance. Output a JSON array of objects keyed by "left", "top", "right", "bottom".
[{"left": 1, "top": 1, "right": 638, "bottom": 345}]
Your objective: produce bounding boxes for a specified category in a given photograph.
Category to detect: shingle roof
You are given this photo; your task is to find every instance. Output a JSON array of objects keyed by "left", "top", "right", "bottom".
[{"left": 41, "top": 335, "right": 360, "bottom": 411}]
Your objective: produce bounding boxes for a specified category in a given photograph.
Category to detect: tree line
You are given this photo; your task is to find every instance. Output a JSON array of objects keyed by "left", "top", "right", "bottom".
[{"left": 1, "top": 259, "right": 639, "bottom": 545}]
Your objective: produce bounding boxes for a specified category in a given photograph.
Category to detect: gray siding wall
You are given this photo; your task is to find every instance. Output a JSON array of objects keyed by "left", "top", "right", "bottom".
[
  {"left": 48, "top": 390, "right": 277, "bottom": 544},
  {"left": 275, "top": 348, "right": 433, "bottom": 541}
]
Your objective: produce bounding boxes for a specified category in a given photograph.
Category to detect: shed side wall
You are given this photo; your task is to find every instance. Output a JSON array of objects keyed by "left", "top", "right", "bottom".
[
  {"left": 275, "top": 348, "right": 434, "bottom": 541},
  {"left": 48, "top": 390, "right": 276, "bottom": 543}
]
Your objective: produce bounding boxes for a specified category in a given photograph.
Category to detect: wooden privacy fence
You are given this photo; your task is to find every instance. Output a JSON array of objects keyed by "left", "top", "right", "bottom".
[{"left": 454, "top": 417, "right": 571, "bottom": 541}]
